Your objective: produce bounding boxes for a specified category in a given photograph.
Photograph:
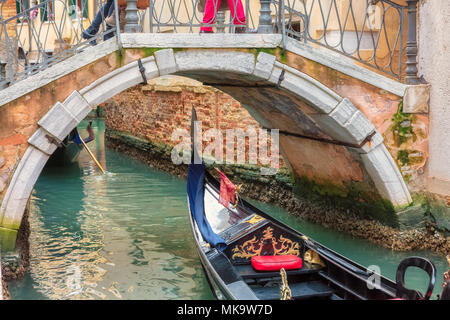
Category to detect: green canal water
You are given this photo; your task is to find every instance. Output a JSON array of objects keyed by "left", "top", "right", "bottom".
[{"left": 8, "top": 120, "right": 448, "bottom": 300}]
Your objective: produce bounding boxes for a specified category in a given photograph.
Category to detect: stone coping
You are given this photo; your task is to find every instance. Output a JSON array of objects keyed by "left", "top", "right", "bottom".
[{"left": 0, "top": 33, "right": 413, "bottom": 108}]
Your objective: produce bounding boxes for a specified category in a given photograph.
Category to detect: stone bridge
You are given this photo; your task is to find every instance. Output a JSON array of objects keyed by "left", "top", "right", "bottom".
[{"left": 0, "top": 33, "right": 430, "bottom": 248}]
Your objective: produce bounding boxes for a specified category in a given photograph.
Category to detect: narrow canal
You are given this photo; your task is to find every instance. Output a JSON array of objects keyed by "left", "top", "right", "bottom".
[{"left": 8, "top": 119, "right": 448, "bottom": 299}]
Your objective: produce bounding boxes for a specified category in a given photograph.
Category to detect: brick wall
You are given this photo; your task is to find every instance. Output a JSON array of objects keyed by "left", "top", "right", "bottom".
[{"left": 105, "top": 76, "right": 284, "bottom": 167}]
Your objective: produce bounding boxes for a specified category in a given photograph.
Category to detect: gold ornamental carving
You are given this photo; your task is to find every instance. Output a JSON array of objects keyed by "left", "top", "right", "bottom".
[{"left": 231, "top": 226, "right": 300, "bottom": 260}]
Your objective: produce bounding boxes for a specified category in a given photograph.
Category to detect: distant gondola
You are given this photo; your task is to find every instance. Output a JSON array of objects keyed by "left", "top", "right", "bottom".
[
  {"left": 47, "top": 122, "right": 95, "bottom": 167},
  {"left": 187, "top": 108, "right": 448, "bottom": 300}
]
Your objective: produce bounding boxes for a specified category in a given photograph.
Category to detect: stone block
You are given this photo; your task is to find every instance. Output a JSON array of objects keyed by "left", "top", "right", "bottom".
[
  {"left": 121, "top": 33, "right": 282, "bottom": 49},
  {"left": 142, "top": 57, "right": 162, "bottom": 81},
  {"left": 154, "top": 49, "right": 177, "bottom": 76},
  {"left": 344, "top": 109, "right": 376, "bottom": 143},
  {"left": 253, "top": 52, "right": 276, "bottom": 80},
  {"left": 278, "top": 64, "right": 341, "bottom": 114},
  {"left": 267, "top": 62, "right": 284, "bottom": 86},
  {"left": 62, "top": 90, "right": 92, "bottom": 122},
  {"left": 360, "top": 144, "right": 412, "bottom": 206},
  {"left": 328, "top": 98, "right": 356, "bottom": 125},
  {"left": 403, "top": 84, "right": 430, "bottom": 113},
  {"left": 174, "top": 50, "right": 255, "bottom": 75},
  {"left": 37, "top": 102, "right": 78, "bottom": 141},
  {"left": 28, "top": 128, "right": 59, "bottom": 155},
  {"left": 361, "top": 144, "right": 401, "bottom": 183},
  {"left": 0, "top": 146, "right": 50, "bottom": 229},
  {"left": 310, "top": 98, "right": 375, "bottom": 145},
  {"left": 80, "top": 58, "right": 159, "bottom": 107}
]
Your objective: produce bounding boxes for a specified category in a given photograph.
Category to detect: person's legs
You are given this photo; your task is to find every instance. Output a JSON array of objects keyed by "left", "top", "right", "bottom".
[
  {"left": 227, "top": 0, "right": 245, "bottom": 26},
  {"left": 103, "top": 4, "right": 116, "bottom": 41},
  {"left": 200, "top": 0, "right": 221, "bottom": 32},
  {"left": 83, "top": 0, "right": 114, "bottom": 37}
]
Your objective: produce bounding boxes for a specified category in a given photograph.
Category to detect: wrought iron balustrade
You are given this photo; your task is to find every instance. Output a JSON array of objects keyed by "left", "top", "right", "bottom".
[
  {"left": 270, "top": 0, "right": 410, "bottom": 80},
  {"left": 134, "top": 0, "right": 256, "bottom": 33},
  {"left": 0, "top": 0, "right": 120, "bottom": 87},
  {"left": 0, "top": 0, "right": 419, "bottom": 88}
]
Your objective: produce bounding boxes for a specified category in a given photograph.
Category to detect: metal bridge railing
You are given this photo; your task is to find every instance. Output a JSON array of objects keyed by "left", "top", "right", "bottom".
[
  {"left": 136, "top": 0, "right": 257, "bottom": 33},
  {"left": 271, "top": 0, "right": 419, "bottom": 83},
  {"left": 268, "top": 0, "right": 411, "bottom": 81},
  {"left": 0, "top": 0, "right": 420, "bottom": 88},
  {"left": 0, "top": 0, "right": 120, "bottom": 88}
]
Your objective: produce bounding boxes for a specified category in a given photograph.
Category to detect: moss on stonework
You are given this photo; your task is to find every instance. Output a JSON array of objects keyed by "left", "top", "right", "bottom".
[
  {"left": 398, "top": 193, "right": 450, "bottom": 235},
  {"left": 172, "top": 48, "right": 189, "bottom": 54},
  {"left": 397, "top": 150, "right": 410, "bottom": 166},
  {"left": 141, "top": 48, "right": 163, "bottom": 58},
  {"left": 396, "top": 149, "right": 424, "bottom": 183},
  {"left": 256, "top": 48, "right": 278, "bottom": 56},
  {"left": 0, "top": 227, "right": 18, "bottom": 253},
  {"left": 391, "top": 102, "right": 417, "bottom": 147},
  {"left": 292, "top": 175, "right": 398, "bottom": 227},
  {"left": 244, "top": 47, "right": 287, "bottom": 64},
  {"left": 106, "top": 128, "right": 172, "bottom": 157},
  {"left": 115, "top": 49, "right": 125, "bottom": 67},
  {"left": 390, "top": 102, "right": 423, "bottom": 182},
  {"left": 106, "top": 128, "right": 398, "bottom": 227},
  {"left": 255, "top": 47, "right": 284, "bottom": 61}
]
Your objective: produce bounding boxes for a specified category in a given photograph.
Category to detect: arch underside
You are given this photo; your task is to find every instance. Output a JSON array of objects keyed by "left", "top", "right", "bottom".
[{"left": 0, "top": 48, "right": 412, "bottom": 231}]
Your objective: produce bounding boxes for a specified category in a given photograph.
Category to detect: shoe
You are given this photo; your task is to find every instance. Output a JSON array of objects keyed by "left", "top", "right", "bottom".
[
  {"left": 235, "top": 26, "right": 246, "bottom": 34},
  {"left": 235, "top": 27, "right": 258, "bottom": 34},
  {"left": 81, "top": 30, "right": 97, "bottom": 46},
  {"left": 199, "top": 30, "right": 214, "bottom": 34}
]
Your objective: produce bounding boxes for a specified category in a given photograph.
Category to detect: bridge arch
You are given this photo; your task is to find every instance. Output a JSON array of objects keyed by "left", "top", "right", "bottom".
[{"left": 0, "top": 46, "right": 411, "bottom": 231}]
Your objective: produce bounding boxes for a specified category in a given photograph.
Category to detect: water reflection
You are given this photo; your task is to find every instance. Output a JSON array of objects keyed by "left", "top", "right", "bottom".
[
  {"left": 9, "top": 120, "right": 213, "bottom": 300},
  {"left": 250, "top": 199, "right": 448, "bottom": 298},
  {"left": 8, "top": 119, "right": 448, "bottom": 300}
]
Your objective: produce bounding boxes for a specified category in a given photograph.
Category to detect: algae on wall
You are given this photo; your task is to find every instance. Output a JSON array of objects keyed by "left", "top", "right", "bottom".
[{"left": 388, "top": 102, "right": 426, "bottom": 183}]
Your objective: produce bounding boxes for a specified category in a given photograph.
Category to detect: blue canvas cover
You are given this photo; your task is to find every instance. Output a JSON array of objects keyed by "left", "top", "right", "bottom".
[{"left": 187, "top": 163, "right": 226, "bottom": 250}]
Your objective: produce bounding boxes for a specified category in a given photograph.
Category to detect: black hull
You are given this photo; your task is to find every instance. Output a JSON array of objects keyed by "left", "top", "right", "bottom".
[
  {"left": 188, "top": 170, "right": 400, "bottom": 301},
  {"left": 47, "top": 143, "right": 83, "bottom": 167}
]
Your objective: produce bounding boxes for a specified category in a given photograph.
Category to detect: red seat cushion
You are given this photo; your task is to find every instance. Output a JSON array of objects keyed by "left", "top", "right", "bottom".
[{"left": 251, "top": 255, "right": 302, "bottom": 271}]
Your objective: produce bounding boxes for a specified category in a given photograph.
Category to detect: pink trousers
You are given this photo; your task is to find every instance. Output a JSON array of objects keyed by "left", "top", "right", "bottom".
[{"left": 200, "top": 0, "right": 246, "bottom": 32}]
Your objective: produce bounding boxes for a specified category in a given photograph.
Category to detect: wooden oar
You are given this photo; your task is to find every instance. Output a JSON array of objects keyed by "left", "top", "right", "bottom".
[{"left": 79, "top": 137, "right": 105, "bottom": 174}]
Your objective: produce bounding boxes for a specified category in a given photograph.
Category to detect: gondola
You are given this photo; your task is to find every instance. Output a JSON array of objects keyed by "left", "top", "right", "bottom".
[
  {"left": 47, "top": 122, "right": 95, "bottom": 167},
  {"left": 187, "top": 108, "right": 448, "bottom": 300}
]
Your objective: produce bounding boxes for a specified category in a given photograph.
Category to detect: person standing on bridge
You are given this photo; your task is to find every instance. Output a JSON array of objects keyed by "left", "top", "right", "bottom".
[
  {"left": 199, "top": 0, "right": 248, "bottom": 33},
  {"left": 81, "top": 0, "right": 122, "bottom": 44}
]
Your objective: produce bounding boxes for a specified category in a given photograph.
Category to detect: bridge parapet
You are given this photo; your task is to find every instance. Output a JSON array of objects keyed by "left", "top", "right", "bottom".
[
  {"left": 0, "top": 36, "right": 423, "bottom": 238},
  {"left": 0, "top": 1, "right": 435, "bottom": 251},
  {"left": 0, "top": 0, "right": 420, "bottom": 88}
]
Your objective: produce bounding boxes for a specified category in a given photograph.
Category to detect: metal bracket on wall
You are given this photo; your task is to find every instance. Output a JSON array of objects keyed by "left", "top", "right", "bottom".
[
  {"left": 277, "top": 70, "right": 285, "bottom": 88},
  {"left": 45, "top": 134, "right": 63, "bottom": 148},
  {"left": 137, "top": 59, "right": 147, "bottom": 85}
]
